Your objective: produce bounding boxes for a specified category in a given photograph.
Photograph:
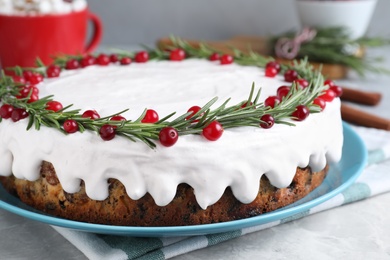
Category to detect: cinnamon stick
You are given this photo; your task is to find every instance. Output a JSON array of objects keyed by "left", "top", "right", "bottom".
[
  {"left": 340, "top": 87, "right": 382, "bottom": 106},
  {"left": 341, "top": 103, "right": 390, "bottom": 131}
]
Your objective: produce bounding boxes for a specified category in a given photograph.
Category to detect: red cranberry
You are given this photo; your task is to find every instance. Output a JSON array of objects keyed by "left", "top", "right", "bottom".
[
  {"left": 284, "top": 69, "right": 298, "bottom": 82},
  {"left": 82, "top": 110, "right": 100, "bottom": 119},
  {"left": 324, "top": 79, "right": 335, "bottom": 87},
  {"left": 202, "top": 120, "right": 223, "bottom": 141},
  {"left": 294, "top": 78, "right": 309, "bottom": 89},
  {"left": 0, "top": 104, "right": 14, "bottom": 119},
  {"left": 265, "top": 67, "right": 278, "bottom": 77},
  {"left": 120, "top": 57, "right": 132, "bottom": 65},
  {"left": 186, "top": 106, "right": 202, "bottom": 121},
  {"left": 46, "top": 65, "right": 61, "bottom": 78},
  {"left": 110, "top": 54, "right": 119, "bottom": 63},
  {"left": 141, "top": 109, "right": 159, "bottom": 123},
  {"left": 313, "top": 98, "right": 326, "bottom": 111},
  {"left": 110, "top": 115, "right": 126, "bottom": 121},
  {"left": 99, "top": 124, "right": 116, "bottom": 141},
  {"left": 277, "top": 86, "right": 291, "bottom": 100},
  {"left": 96, "top": 54, "right": 110, "bottom": 66},
  {"left": 135, "top": 51, "right": 149, "bottom": 63},
  {"left": 80, "top": 55, "right": 96, "bottom": 68},
  {"left": 319, "top": 89, "right": 336, "bottom": 102},
  {"left": 330, "top": 85, "right": 343, "bottom": 97},
  {"left": 159, "top": 127, "right": 179, "bottom": 147},
  {"left": 11, "top": 108, "right": 29, "bottom": 122},
  {"left": 46, "top": 101, "right": 63, "bottom": 112},
  {"left": 63, "top": 119, "right": 79, "bottom": 133},
  {"left": 209, "top": 53, "right": 220, "bottom": 61},
  {"left": 264, "top": 96, "right": 280, "bottom": 108},
  {"left": 292, "top": 105, "right": 309, "bottom": 121},
  {"left": 265, "top": 61, "right": 281, "bottom": 73},
  {"left": 65, "top": 59, "right": 80, "bottom": 70},
  {"left": 220, "top": 54, "right": 234, "bottom": 65},
  {"left": 170, "top": 49, "right": 186, "bottom": 61},
  {"left": 260, "top": 114, "right": 275, "bottom": 129}
]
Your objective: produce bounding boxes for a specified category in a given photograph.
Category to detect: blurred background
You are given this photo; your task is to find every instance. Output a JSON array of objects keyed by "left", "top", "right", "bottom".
[{"left": 88, "top": 0, "right": 390, "bottom": 46}]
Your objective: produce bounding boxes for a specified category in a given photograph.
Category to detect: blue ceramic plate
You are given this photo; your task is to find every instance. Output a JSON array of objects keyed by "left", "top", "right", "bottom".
[{"left": 0, "top": 122, "right": 367, "bottom": 237}]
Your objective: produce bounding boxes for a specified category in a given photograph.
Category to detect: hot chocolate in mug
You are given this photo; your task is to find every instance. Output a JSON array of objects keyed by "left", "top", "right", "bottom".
[{"left": 0, "top": 3, "right": 102, "bottom": 70}]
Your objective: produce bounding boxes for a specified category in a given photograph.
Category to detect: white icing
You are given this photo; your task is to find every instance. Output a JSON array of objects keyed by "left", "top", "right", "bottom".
[
  {"left": 0, "top": 0, "right": 87, "bottom": 15},
  {"left": 0, "top": 59, "right": 343, "bottom": 209}
]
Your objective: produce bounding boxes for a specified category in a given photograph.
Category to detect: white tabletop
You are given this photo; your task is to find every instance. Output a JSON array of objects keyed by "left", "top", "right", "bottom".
[{"left": 1, "top": 46, "right": 390, "bottom": 260}]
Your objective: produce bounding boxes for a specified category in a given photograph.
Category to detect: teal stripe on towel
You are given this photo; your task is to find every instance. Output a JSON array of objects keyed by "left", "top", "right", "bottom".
[
  {"left": 342, "top": 182, "right": 371, "bottom": 204},
  {"left": 98, "top": 235, "right": 163, "bottom": 260},
  {"left": 136, "top": 250, "right": 165, "bottom": 260},
  {"left": 207, "top": 230, "right": 242, "bottom": 246},
  {"left": 368, "top": 149, "right": 386, "bottom": 165},
  {"left": 280, "top": 210, "right": 310, "bottom": 224}
]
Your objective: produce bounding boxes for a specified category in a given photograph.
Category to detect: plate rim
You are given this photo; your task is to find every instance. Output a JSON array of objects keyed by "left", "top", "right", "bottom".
[{"left": 0, "top": 122, "right": 367, "bottom": 237}]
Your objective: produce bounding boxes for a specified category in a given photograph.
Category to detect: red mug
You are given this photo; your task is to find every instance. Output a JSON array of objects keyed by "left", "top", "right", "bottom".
[{"left": 0, "top": 8, "right": 102, "bottom": 70}]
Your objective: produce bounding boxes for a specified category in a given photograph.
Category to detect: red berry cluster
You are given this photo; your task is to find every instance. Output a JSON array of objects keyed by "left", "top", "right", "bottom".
[
  {"left": 262, "top": 62, "right": 343, "bottom": 126},
  {"left": 208, "top": 52, "right": 234, "bottom": 65}
]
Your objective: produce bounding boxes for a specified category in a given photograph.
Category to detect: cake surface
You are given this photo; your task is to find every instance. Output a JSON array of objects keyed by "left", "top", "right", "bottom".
[{"left": 0, "top": 51, "right": 344, "bottom": 226}]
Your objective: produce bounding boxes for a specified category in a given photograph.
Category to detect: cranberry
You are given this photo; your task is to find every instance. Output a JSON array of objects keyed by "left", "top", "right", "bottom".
[
  {"left": 29, "top": 73, "right": 44, "bottom": 84},
  {"left": 27, "top": 94, "right": 39, "bottom": 103},
  {"left": 264, "top": 96, "right": 280, "bottom": 108},
  {"left": 277, "top": 86, "right": 291, "bottom": 100},
  {"left": 99, "top": 124, "right": 116, "bottom": 141},
  {"left": 292, "top": 105, "right": 309, "bottom": 121},
  {"left": 46, "top": 101, "right": 63, "bottom": 112},
  {"left": 330, "top": 85, "right": 343, "bottom": 97},
  {"left": 170, "top": 49, "right": 186, "bottom": 61},
  {"left": 313, "top": 98, "right": 326, "bottom": 111},
  {"left": 80, "top": 55, "right": 96, "bottom": 68},
  {"left": 141, "top": 109, "right": 159, "bottom": 123},
  {"left": 209, "top": 53, "right": 220, "bottom": 61},
  {"left": 202, "top": 120, "right": 223, "bottom": 141},
  {"left": 284, "top": 69, "right": 298, "bottom": 82},
  {"left": 46, "top": 65, "right": 61, "bottom": 78},
  {"left": 159, "top": 127, "right": 179, "bottom": 147},
  {"left": 11, "top": 108, "right": 29, "bottom": 122},
  {"left": 260, "top": 114, "right": 275, "bottom": 129},
  {"left": 186, "top": 106, "right": 202, "bottom": 121},
  {"left": 324, "top": 79, "right": 335, "bottom": 87},
  {"left": 0, "top": 104, "right": 14, "bottom": 119},
  {"left": 19, "top": 85, "right": 39, "bottom": 97},
  {"left": 135, "top": 51, "right": 149, "bottom": 63},
  {"left": 220, "top": 54, "right": 234, "bottom": 65},
  {"left": 82, "top": 110, "right": 100, "bottom": 119},
  {"left": 294, "top": 78, "right": 309, "bottom": 89},
  {"left": 96, "top": 54, "right": 110, "bottom": 66},
  {"left": 265, "top": 66, "right": 278, "bottom": 78},
  {"left": 12, "top": 75, "right": 26, "bottom": 84},
  {"left": 63, "top": 119, "right": 79, "bottom": 133},
  {"left": 65, "top": 59, "right": 80, "bottom": 70},
  {"left": 110, "top": 54, "right": 119, "bottom": 63},
  {"left": 319, "top": 89, "right": 336, "bottom": 102},
  {"left": 22, "top": 71, "right": 33, "bottom": 82},
  {"left": 240, "top": 101, "right": 253, "bottom": 108},
  {"left": 120, "top": 57, "right": 132, "bottom": 65},
  {"left": 265, "top": 61, "right": 281, "bottom": 73},
  {"left": 110, "top": 115, "right": 126, "bottom": 121}
]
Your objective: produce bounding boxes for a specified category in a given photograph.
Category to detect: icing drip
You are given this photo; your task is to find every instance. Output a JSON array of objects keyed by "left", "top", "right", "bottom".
[{"left": 0, "top": 59, "right": 343, "bottom": 209}]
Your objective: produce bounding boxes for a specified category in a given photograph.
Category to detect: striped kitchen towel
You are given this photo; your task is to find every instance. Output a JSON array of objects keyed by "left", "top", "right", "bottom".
[{"left": 53, "top": 125, "right": 390, "bottom": 260}]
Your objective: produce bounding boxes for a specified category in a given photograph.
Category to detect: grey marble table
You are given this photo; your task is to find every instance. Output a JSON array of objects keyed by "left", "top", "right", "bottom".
[{"left": 1, "top": 47, "right": 390, "bottom": 260}]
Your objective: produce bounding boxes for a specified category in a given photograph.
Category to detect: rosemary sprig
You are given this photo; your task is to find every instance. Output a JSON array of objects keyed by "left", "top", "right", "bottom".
[
  {"left": 272, "top": 27, "right": 390, "bottom": 76},
  {"left": 0, "top": 38, "right": 327, "bottom": 149}
]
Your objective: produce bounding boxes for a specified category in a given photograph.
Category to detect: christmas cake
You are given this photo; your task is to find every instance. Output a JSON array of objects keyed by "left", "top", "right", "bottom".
[{"left": 0, "top": 43, "right": 343, "bottom": 226}]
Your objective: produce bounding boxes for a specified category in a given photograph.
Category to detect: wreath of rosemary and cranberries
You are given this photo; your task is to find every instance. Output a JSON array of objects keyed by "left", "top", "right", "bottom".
[{"left": 0, "top": 38, "right": 342, "bottom": 148}]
